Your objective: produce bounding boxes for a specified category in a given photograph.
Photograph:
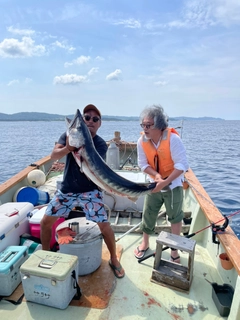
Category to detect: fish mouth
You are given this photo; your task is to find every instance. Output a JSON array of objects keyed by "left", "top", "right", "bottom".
[
  {"left": 69, "top": 109, "right": 82, "bottom": 129},
  {"left": 66, "top": 109, "right": 85, "bottom": 149}
]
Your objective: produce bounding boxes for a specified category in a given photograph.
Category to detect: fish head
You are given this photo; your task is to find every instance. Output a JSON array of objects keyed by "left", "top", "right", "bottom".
[{"left": 65, "top": 109, "right": 91, "bottom": 149}]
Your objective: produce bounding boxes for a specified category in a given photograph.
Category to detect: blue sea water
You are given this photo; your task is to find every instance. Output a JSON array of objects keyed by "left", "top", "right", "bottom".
[{"left": 0, "top": 119, "right": 240, "bottom": 238}]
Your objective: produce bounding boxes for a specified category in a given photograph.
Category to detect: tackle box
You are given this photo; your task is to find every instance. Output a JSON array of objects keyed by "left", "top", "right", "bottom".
[
  {"left": 0, "top": 245, "right": 28, "bottom": 296},
  {"left": 20, "top": 250, "right": 79, "bottom": 309},
  {"left": 0, "top": 202, "right": 33, "bottom": 252}
]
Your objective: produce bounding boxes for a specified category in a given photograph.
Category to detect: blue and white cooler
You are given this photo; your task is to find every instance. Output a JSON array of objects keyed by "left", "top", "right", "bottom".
[
  {"left": 20, "top": 250, "right": 80, "bottom": 309},
  {"left": 0, "top": 202, "right": 33, "bottom": 253},
  {"left": 0, "top": 245, "right": 28, "bottom": 296}
]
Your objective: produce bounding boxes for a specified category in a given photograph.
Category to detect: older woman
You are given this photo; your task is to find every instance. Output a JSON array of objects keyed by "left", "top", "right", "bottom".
[{"left": 134, "top": 105, "right": 189, "bottom": 263}]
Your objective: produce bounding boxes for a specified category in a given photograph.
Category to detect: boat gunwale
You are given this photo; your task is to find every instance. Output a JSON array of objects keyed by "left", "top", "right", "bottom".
[
  {"left": 0, "top": 155, "right": 52, "bottom": 195},
  {"left": 185, "top": 168, "right": 240, "bottom": 275}
]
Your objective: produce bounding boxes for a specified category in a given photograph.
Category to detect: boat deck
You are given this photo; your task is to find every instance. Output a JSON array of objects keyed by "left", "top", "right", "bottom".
[{"left": 0, "top": 233, "right": 229, "bottom": 320}]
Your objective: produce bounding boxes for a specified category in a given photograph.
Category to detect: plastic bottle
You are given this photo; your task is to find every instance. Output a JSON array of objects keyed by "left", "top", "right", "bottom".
[{"left": 106, "top": 142, "right": 120, "bottom": 169}]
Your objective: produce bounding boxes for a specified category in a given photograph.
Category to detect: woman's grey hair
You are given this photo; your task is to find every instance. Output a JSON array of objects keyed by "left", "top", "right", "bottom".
[{"left": 140, "top": 104, "right": 168, "bottom": 130}]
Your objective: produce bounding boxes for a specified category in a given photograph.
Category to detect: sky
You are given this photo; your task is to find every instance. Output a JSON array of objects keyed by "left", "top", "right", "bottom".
[{"left": 0, "top": 0, "right": 240, "bottom": 120}]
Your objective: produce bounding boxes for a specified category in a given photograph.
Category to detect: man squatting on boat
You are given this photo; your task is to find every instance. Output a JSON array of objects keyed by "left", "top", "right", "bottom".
[
  {"left": 40, "top": 104, "right": 125, "bottom": 279},
  {"left": 134, "top": 105, "right": 189, "bottom": 263}
]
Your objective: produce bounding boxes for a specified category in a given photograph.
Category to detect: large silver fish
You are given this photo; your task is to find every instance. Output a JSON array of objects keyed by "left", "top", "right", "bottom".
[{"left": 66, "top": 109, "right": 156, "bottom": 200}]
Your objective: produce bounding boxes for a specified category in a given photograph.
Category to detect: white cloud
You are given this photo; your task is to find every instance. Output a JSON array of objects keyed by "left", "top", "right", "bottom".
[
  {"left": 183, "top": 0, "right": 215, "bottom": 28},
  {"left": 64, "top": 55, "right": 90, "bottom": 67},
  {"left": 74, "top": 55, "right": 90, "bottom": 64},
  {"left": 213, "top": 0, "right": 240, "bottom": 25},
  {"left": 52, "top": 40, "right": 75, "bottom": 53},
  {"left": 174, "top": 0, "right": 240, "bottom": 28},
  {"left": 106, "top": 69, "right": 122, "bottom": 81},
  {"left": 64, "top": 62, "right": 72, "bottom": 68},
  {"left": 7, "top": 78, "right": 32, "bottom": 86},
  {"left": 88, "top": 67, "right": 99, "bottom": 76},
  {"left": 0, "top": 37, "right": 45, "bottom": 58},
  {"left": 7, "top": 26, "right": 35, "bottom": 36},
  {"left": 25, "top": 78, "right": 33, "bottom": 84},
  {"left": 145, "top": 0, "right": 240, "bottom": 31},
  {"left": 95, "top": 56, "right": 105, "bottom": 61},
  {"left": 158, "top": 1, "right": 215, "bottom": 29},
  {"left": 53, "top": 74, "right": 88, "bottom": 85},
  {"left": 7, "top": 79, "right": 19, "bottom": 86},
  {"left": 112, "top": 18, "right": 141, "bottom": 29}
]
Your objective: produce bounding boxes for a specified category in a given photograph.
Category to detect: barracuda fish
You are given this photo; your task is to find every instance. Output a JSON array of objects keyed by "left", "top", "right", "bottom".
[{"left": 66, "top": 109, "right": 156, "bottom": 201}]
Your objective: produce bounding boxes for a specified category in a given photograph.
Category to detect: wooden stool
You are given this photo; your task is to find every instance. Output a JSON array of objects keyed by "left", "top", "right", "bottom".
[{"left": 151, "top": 231, "right": 196, "bottom": 292}]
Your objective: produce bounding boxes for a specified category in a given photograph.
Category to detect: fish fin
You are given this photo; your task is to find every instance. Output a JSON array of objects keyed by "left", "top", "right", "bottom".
[
  {"left": 65, "top": 116, "right": 72, "bottom": 125},
  {"left": 72, "top": 151, "right": 84, "bottom": 173},
  {"left": 148, "top": 182, "right": 157, "bottom": 189},
  {"left": 127, "top": 196, "right": 138, "bottom": 203},
  {"left": 65, "top": 117, "right": 72, "bottom": 135},
  {"left": 65, "top": 109, "right": 81, "bottom": 130}
]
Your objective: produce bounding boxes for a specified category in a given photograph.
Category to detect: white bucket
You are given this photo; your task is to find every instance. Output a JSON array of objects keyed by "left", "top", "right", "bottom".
[
  {"left": 57, "top": 217, "right": 103, "bottom": 276},
  {"left": 59, "top": 236, "right": 102, "bottom": 276}
]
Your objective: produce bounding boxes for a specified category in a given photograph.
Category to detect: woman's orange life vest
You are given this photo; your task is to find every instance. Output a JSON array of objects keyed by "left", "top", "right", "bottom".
[{"left": 141, "top": 128, "right": 179, "bottom": 179}]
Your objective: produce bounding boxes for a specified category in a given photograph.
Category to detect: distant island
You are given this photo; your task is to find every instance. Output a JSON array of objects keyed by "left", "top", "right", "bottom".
[{"left": 0, "top": 112, "right": 224, "bottom": 121}]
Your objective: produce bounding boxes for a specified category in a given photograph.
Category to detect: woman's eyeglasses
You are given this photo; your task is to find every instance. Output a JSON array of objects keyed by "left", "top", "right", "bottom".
[
  {"left": 84, "top": 115, "right": 100, "bottom": 123},
  {"left": 140, "top": 123, "right": 154, "bottom": 129}
]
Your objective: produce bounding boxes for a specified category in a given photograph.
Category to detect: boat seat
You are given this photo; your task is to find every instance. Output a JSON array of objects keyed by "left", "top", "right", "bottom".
[{"left": 151, "top": 231, "right": 196, "bottom": 292}]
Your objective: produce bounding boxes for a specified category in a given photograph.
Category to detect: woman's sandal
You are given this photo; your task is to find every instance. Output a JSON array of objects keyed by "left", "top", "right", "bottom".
[
  {"left": 134, "top": 246, "right": 149, "bottom": 259},
  {"left": 170, "top": 248, "right": 180, "bottom": 264},
  {"left": 170, "top": 255, "right": 181, "bottom": 264}
]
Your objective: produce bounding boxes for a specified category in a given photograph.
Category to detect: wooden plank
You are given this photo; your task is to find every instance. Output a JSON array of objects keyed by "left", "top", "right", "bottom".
[
  {"left": 151, "top": 260, "right": 190, "bottom": 292},
  {"left": 156, "top": 231, "right": 196, "bottom": 253},
  {"left": 150, "top": 277, "right": 191, "bottom": 293}
]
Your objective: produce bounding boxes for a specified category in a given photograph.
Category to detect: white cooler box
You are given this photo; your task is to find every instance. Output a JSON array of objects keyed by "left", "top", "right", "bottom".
[
  {"left": 0, "top": 202, "right": 33, "bottom": 252},
  {"left": 0, "top": 245, "right": 28, "bottom": 296},
  {"left": 20, "top": 250, "right": 80, "bottom": 309}
]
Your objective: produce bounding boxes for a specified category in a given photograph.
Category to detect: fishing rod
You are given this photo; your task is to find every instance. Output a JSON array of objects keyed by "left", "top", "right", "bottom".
[
  {"left": 119, "top": 146, "right": 137, "bottom": 170},
  {"left": 138, "top": 209, "right": 240, "bottom": 263}
]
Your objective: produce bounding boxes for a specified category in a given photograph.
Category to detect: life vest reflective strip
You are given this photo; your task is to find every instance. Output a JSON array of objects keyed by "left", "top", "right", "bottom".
[{"left": 141, "top": 128, "right": 179, "bottom": 179}]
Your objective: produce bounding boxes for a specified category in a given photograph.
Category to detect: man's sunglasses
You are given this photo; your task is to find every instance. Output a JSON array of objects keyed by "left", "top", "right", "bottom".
[{"left": 84, "top": 115, "right": 100, "bottom": 123}]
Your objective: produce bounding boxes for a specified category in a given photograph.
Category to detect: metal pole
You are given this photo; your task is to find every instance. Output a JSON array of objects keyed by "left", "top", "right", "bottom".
[{"left": 115, "top": 221, "right": 142, "bottom": 242}]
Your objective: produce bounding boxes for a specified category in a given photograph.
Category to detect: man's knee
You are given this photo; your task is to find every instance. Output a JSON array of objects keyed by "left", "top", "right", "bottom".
[
  {"left": 40, "top": 215, "right": 58, "bottom": 229},
  {"left": 97, "top": 222, "right": 111, "bottom": 235}
]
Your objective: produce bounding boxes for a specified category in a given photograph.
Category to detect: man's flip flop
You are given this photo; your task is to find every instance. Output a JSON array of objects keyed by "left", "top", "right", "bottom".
[
  {"left": 134, "top": 246, "right": 149, "bottom": 259},
  {"left": 108, "top": 260, "right": 125, "bottom": 279}
]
